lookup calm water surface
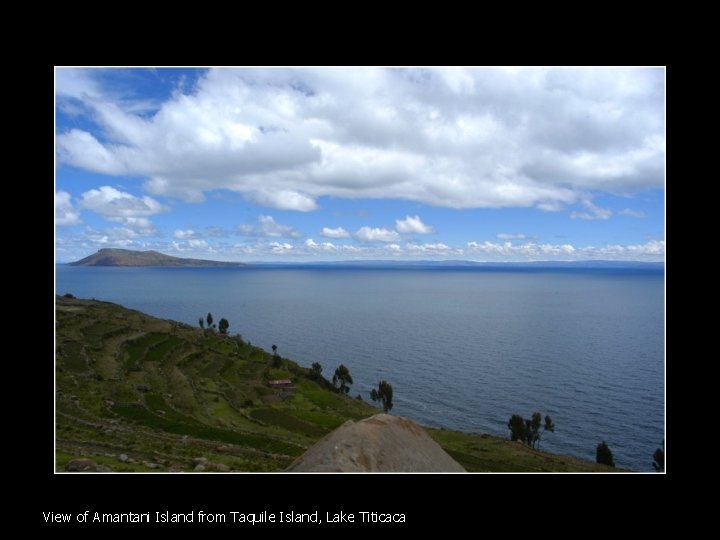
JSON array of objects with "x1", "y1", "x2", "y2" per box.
[{"x1": 56, "y1": 265, "x2": 664, "y2": 471}]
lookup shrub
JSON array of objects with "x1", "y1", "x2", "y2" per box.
[
  {"x1": 332, "y1": 365, "x2": 353, "y2": 394},
  {"x1": 596, "y1": 441, "x2": 615, "y2": 467},
  {"x1": 652, "y1": 441, "x2": 664, "y2": 472},
  {"x1": 370, "y1": 380, "x2": 394, "y2": 412}
]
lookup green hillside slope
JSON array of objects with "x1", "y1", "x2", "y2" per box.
[{"x1": 55, "y1": 296, "x2": 616, "y2": 472}]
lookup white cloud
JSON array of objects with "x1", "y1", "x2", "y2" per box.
[
  {"x1": 537, "y1": 201, "x2": 564, "y2": 212},
  {"x1": 57, "y1": 225, "x2": 665, "y2": 263},
  {"x1": 354, "y1": 226, "x2": 400, "y2": 243},
  {"x1": 55, "y1": 68, "x2": 102, "y2": 100},
  {"x1": 269, "y1": 242, "x2": 293, "y2": 253},
  {"x1": 466, "y1": 239, "x2": 664, "y2": 261},
  {"x1": 174, "y1": 229, "x2": 196, "y2": 239},
  {"x1": 188, "y1": 239, "x2": 208, "y2": 249},
  {"x1": 237, "y1": 215, "x2": 301, "y2": 238},
  {"x1": 497, "y1": 233, "x2": 527, "y2": 240},
  {"x1": 57, "y1": 129, "x2": 127, "y2": 175},
  {"x1": 55, "y1": 191, "x2": 81, "y2": 226},
  {"x1": 57, "y1": 68, "x2": 664, "y2": 213},
  {"x1": 628, "y1": 239, "x2": 664, "y2": 255},
  {"x1": 79, "y1": 186, "x2": 165, "y2": 232},
  {"x1": 619, "y1": 208, "x2": 647, "y2": 218},
  {"x1": 406, "y1": 242, "x2": 462, "y2": 256},
  {"x1": 246, "y1": 189, "x2": 318, "y2": 212},
  {"x1": 305, "y1": 238, "x2": 337, "y2": 251},
  {"x1": 395, "y1": 215, "x2": 435, "y2": 234},
  {"x1": 320, "y1": 226, "x2": 350, "y2": 238},
  {"x1": 570, "y1": 200, "x2": 613, "y2": 220}
]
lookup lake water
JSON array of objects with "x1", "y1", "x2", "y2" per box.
[{"x1": 55, "y1": 265, "x2": 664, "y2": 471}]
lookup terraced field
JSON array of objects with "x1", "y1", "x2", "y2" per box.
[
  {"x1": 56, "y1": 295, "x2": 373, "y2": 472},
  {"x1": 55, "y1": 296, "x2": 615, "y2": 472}
]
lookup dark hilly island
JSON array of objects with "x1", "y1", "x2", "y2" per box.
[{"x1": 69, "y1": 248, "x2": 247, "y2": 268}]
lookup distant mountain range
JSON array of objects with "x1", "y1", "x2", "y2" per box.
[
  {"x1": 68, "y1": 248, "x2": 247, "y2": 267},
  {"x1": 250, "y1": 259, "x2": 665, "y2": 269},
  {"x1": 66, "y1": 248, "x2": 664, "y2": 269}
]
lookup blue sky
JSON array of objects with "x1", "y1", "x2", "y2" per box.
[{"x1": 55, "y1": 67, "x2": 665, "y2": 262}]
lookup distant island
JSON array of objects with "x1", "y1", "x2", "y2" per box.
[{"x1": 69, "y1": 248, "x2": 247, "y2": 267}]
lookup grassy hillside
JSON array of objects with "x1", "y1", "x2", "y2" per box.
[{"x1": 55, "y1": 296, "x2": 616, "y2": 472}]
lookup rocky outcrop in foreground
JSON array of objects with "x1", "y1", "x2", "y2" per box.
[{"x1": 288, "y1": 414, "x2": 466, "y2": 472}]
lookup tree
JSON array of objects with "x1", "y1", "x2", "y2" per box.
[
  {"x1": 218, "y1": 318, "x2": 229, "y2": 334},
  {"x1": 206, "y1": 312, "x2": 213, "y2": 328},
  {"x1": 198, "y1": 317, "x2": 205, "y2": 329},
  {"x1": 311, "y1": 362, "x2": 322, "y2": 375},
  {"x1": 596, "y1": 441, "x2": 615, "y2": 467},
  {"x1": 537, "y1": 415, "x2": 555, "y2": 450},
  {"x1": 652, "y1": 441, "x2": 664, "y2": 472},
  {"x1": 332, "y1": 364, "x2": 353, "y2": 394},
  {"x1": 508, "y1": 412, "x2": 555, "y2": 449},
  {"x1": 370, "y1": 380, "x2": 394, "y2": 412},
  {"x1": 524, "y1": 412, "x2": 542, "y2": 448},
  {"x1": 508, "y1": 414, "x2": 526, "y2": 442}
]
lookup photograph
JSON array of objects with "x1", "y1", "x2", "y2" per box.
[{"x1": 54, "y1": 66, "x2": 665, "y2": 475}]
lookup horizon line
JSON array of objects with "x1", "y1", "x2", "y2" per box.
[{"x1": 56, "y1": 258, "x2": 665, "y2": 265}]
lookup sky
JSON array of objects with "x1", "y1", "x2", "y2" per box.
[{"x1": 55, "y1": 67, "x2": 665, "y2": 263}]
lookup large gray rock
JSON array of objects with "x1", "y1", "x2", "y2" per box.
[{"x1": 288, "y1": 414, "x2": 465, "y2": 472}]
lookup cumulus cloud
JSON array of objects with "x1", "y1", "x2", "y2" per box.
[
  {"x1": 57, "y1": 129, "x2": 127, "y2": 175},
  {"x1": 354, "y1": 226, "x2": 400, "y2": 243},
  {"x1": 174, "y1": 229, "x2": 196, "y2": 239},
  {"x1": 269, "y1": 242, "x2": 293, "y2": 253},
  {"x1": 320, "y1": 226, "x2": 350, "y2": 238},
  {"x1": 56, "y1": 226, "x2": 665, "y2": 263},
  {"x1": 619, "y1": 208, "x2": 647, "y2": 218},
  {"x1": 466, "y1": 239, "x2": 664, "y2": 261},
  {"x1": 56, "y1": 67, "x2": 664, "y2": 213},
  {"x1": 55, "y1": 191, "x2": 81, "y2": 226},
  {"x1": 467, "y1": 241, "x2": 574, "y2": 257},
  {"x1": 407, "y1": 242, "x2": 462, "y2": 255},
  {"x1": 395, "y1": 215, "x2": 435, "y2": 234},
  {"x1": 237, "y1": 215, "x2": 301, "y2": 238},
  {"x1": 245, "y1": 189, "x2": 318, "y2": 212},
  {"x1": 79, "y1": 186, "x2": 165, "y2": 232},
  {"x1": 188, "y1": 239, "x2": 208, "y2": 249},
  {"x1": 305, "y1": 238, "x2": 337, "y2": 251}
]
